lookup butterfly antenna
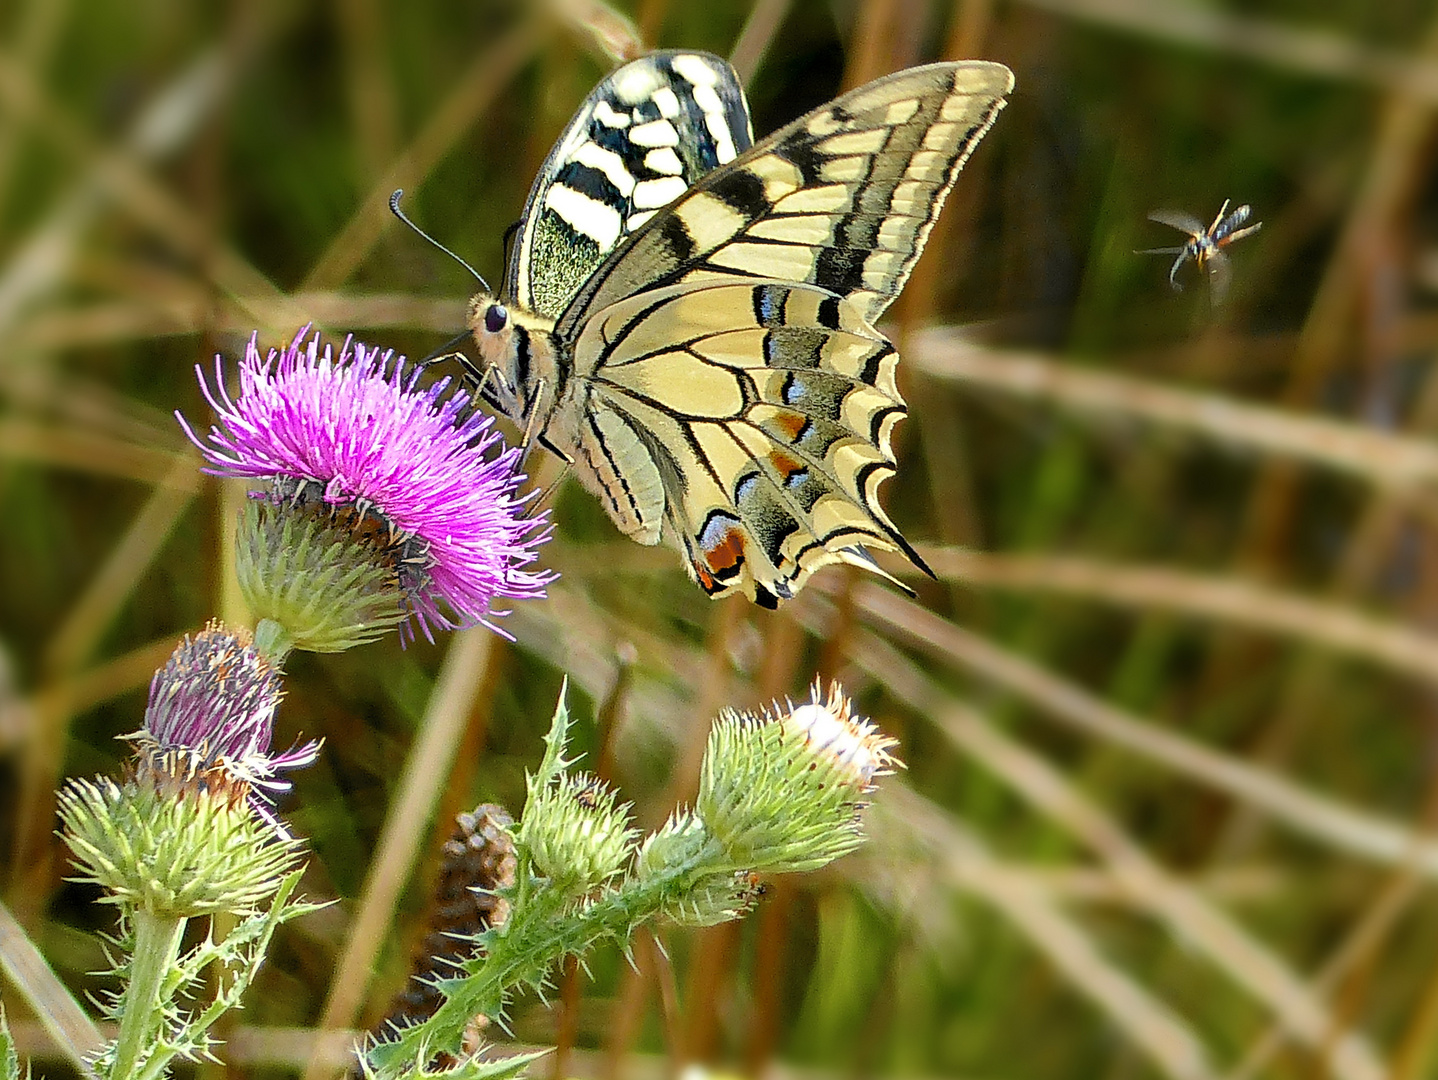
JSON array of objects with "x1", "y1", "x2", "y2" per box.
[{"x1": 389, "y1": 189, "x2": 491, "y2": 294}]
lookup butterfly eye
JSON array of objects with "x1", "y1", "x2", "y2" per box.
[{"x1": 484, "y1": 304, "x2": 508, "y2": 334}]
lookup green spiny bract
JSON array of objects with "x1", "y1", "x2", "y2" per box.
[
  {"x1": 87, "y1": 873, "x2": 320, "y2": 1080},
  {"x1": 58, "y1": 774, "x2": 304, "y2": 918},
  {"x1": 516, "y1": 773, "x2": 636, "y2": 896},
  {"x1": 0, "y1": 1007, "x2": 26, "y2": 1080},
  {"x1": 237, "y1": 494, "x2": 411, "y2": 655}
]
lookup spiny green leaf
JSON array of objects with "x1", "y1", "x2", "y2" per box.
[
  {"x1": 532, "y1": 678, "x2": 573, "y2": 790},
  {"x1": 0, "y1": 1006, "x2": 26, "y2": 1080}
]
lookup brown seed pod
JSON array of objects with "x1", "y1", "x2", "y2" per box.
[{"x1": 378, "y1": 804, "x2": 517, "y2": 1039}]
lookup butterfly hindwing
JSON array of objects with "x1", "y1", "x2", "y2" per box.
[
  {"x1": 558, "y1": 61, "x2": 1014, "y2": 338},
  {"x1": 557, "y1": 277, "x2": 915, "y2": 605},
  {"x1": 507, "y1": 51, "x2": 754, "y2": 320}
]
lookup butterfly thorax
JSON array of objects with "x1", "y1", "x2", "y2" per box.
[
  {"x1": 469, "y1": 289, "x2": 671, "y2": 547},
  {"x1": 466, "y1": 294, "x2": 563, "y2": 437}
]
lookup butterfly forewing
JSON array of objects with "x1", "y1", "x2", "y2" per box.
[
  {"x1": 506, "y1": 51, "x2": 754, "y2": 320},
  {"x1": 557, "y1": 61, "x2": 1014, "y2": 338}
]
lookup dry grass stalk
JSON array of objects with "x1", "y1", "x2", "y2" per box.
[
  {"x1": 1227, "y1": 868, "x2": 1426, "y2": 1080},
  {"x1": 302, "y1": 629, "x2": 496, "y2": 1080},
  {"x1": 300, "y1": 20, "x2": 549, "y2": 292},
  {"x1": 14, "y1": 292, "x2": 471, "y2": 347},
  {"x1": 0, "y1": 898, "x2": 103, "y2": 1075},
  {"x1": 549, "y1": 0, "x2": 645, "y2": 62},
  {"x1": 43, "y1": 456, "x2": 199, "y2": 675},
  {"x1": 909, "y1": 330, "x2": 1438, "y2": 495},
  {"x1": 11, "y1": 455, "x2": 199, "y2": 908},
  {"x1": 850, "y1": 583, "x2": 1438, "y2": 877},
  {"x1": 871, "y1": 789, "x2": 1217, "y2": 1080},
  {"x1": 1234, "y1": 19, "x2": 1438, "y2": 568},
  {"x1": 1018, "y1": 0, "x2": 1438, "y2": 103},
  {"x1": 849, "y1": 630, "x2": 1387, "y2": 1080},
  {"x1": 0, "y1": 47, "x2": 309, "y2": 333},
  {"x1": 0, "y1": 420, "x2": 198, "y2": 488},
  {"x1": 885, "y1": 545, "x2": 1438, "y2": 687},
  {"x1": 334, "y1": 0, "x2": 401, "y2": 184},
  {"x1": 729, "y1": 0, "x2": 793, "y2": 84}
]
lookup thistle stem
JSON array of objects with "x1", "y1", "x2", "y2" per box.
[
  {"x1": 367, "y1": 832, "x2": 731, "y2": 1076},
  {"x1": 110, "y1": 910, "x2": 187, "y2": 1080},
  {"x1": 253, "y1": 617, "x2": 294, "y2": 666}
]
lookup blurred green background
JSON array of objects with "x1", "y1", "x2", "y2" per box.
[{"x1": 5, "y1": 0, "x2": 1438, "y2": 1078}]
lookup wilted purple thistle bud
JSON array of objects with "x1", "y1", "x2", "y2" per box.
[
  {"x1": 132, "y1": 622, "x2": 318, "y2": 817},
  {"x1": 58, "y1": 624, "x2": 313, "y2": 917},
  {"x1": 177, "y1": 329, "x2": 554, "y2": 652}
]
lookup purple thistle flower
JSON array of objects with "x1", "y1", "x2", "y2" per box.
[
  {"x1": 178, "y1": 328, "x2": 553, "y2": 642},
  {"x1": 134, "y1": 623, "x2": 318, "y2": 821}
]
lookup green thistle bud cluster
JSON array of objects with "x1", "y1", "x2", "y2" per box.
[
  {"x1": 368, "y1": 681, "x2": 900, "y2": 1077},
  {"x1": 516, "y1": 773, "x2": 637, "y2": 895},
  {"x1": 634, "y1": 810, "x2": 709, "y2": 884}
]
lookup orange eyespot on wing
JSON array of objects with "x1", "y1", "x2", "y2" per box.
[{"x1": 693, "y1": 512, "x2": 749, "y2": 595}]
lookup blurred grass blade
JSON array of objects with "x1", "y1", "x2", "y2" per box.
[
  {"x1": 870, "y1": 790, "x2": 1215, "y2": 1080},
  {"x1": 852, "y1": 583, "x2": 1438, "y2": 877},
  {"x1": 891, "y1": 546, "x2": 1438, "y2": 687},
  {"x1": 849, "y1": 628, "x2": 1387, "y2": 1080},
  {"x1": 910, "y1": 331, "x2": 1438, "y2": 494},
  {"x1": 0, "y1": 901, "x2": 101, "y2": 1077}
]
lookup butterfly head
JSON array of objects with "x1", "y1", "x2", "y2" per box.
[{"x1": 466, "y1": 293, "x2": 559, "y2": 429}]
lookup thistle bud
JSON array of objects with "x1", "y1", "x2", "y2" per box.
[
  {"x1": 57, "y1": 625, "x2": 313, "y2": 917},
  {"x1": 697, "y1": 681, "x2": 898, "y2": 875},
  {"x1": 516, "y1": 774, "x2": 636, "y2": 895},
  {"x1": 237, "y1": 490, "x2": 411, "y2": 654}
]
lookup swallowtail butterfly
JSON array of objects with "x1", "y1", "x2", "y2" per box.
[{"x1": 466, "y1": 50, "x2": 1013, "y2": 607}]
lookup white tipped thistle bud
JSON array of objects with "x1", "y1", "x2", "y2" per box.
[
  {"x1": 364, "y1": 681, "x2": 900, "y2": 1077},
  {"x1": 697, "y1": 681, "x2": 898, "y2": 875}
]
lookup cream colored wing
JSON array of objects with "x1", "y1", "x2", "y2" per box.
[
  {"x1": 555, "y1": 276, "x2": 920, "y2": 607},
  {"x1": 556, "y1": 61, "x2": 1013, "y2": 338}
]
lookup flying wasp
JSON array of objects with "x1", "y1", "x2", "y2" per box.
[{"x1": 1138, "y1": 199, "x2": 1262, "y2": 304}]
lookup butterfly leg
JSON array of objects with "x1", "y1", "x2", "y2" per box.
[
  {"x1": 469, "y1": 360, "x2": 500, "y2": 405},
  {"x1": 517, "y1": 377, "x2": 548, "y2": 471},
  {"x1": 1217, "y1": 221, "x2": 1263, "y2": 247},
  {"x1": 527, "y1": 462, "x2": 574, "y2": 518},
  {"x1": 1168, "y1": 249, "x2": 1191, "y2": 291}
]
